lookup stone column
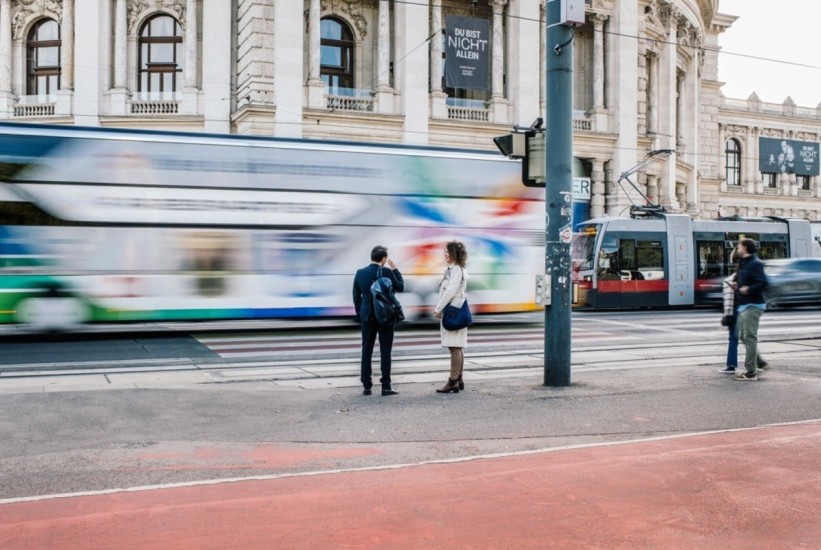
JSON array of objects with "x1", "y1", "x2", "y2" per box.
[
  {"x1": 611, "y1": 0, "x2": 640, "y2": 214},
  {"x1": 646, "y1": 53, "x2": 657, "y2": 134},
  {"x1": 395, "y1": 0, "x2": 429, "y2": 144},
  {"x1": 374, "y1": 0, "x2": 394, "y2": 114},
  {"x1": 685, "y1": 51, "x2": 700, "y2": 215},
  {"x1": 646, "y1": 174, "x2": 659, "y2": 206},
  {"x1": 60, "y1": 0, "x2": 74, "y2": 89},
  {"x1": 592, "y1": 13, "x2": 607, "y2": 119},
  {"x1": 114, "y1": 0, "x2": 127, "y2": 88},
  {"x1": 0, "y1": 0, "x2": 13, "y2": 118},
  {"x1": 429, "y1": 0, "x2": 446, "y2": 118},
  {"x1": 306, "y1": 0, "x2": 324, "y2": 109},
  {"x1": 676, "y1": 71, "x2": 685, "y2": 147},
  {"x1": 657, "y1": 6, "x2": 679, "y2": 211},
  {"x1": 590, "y1": 159, "x2": 606, "y2": 219},
  {"x1": 487, "y1": 0, "x2": 509, "y2": 124},
  {"x1": 108, "y1": 0, "x2": 129, "y2": 115},
  {"x1": 273, "y1": 0, "x2": 304, "y2": 137},
  {"x1": 184, "y1": 0, "x2": 197, "y2": 88},
  {"x1": 718, "y1": 123, "x2": 727, "y2": 192},
  {"x1": 751, "y1": 127, "x2": 761, "y2": 194},
  {"x1": 430, "y1": 0, "x2": 442, "y2": 93},
  {"x1": 507, "y1": 0, "x2": 539, "y2": 126},
  {"x1": 181, "y1": 0, "x2": 199, "y2": 114},
  {"x1": 202, "y1": 0, "x2": 231, "y2": 132},
  {"x1": 55, "y1": 0, "x2": 75, "y2": 115},
  {"x1": 74, "y1": 0, "x2": 105, "y2": 125}
]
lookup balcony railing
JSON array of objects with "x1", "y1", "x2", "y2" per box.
[
  {"x1": 447, "y1": 105, "x2": 489, "y2": 122},
  {"x1": 13, "y1": 95, "x2": 56, "y2": 118},
  {"x1": 573, "y1": 116, "x2": 592, "y2": 131},
  {"x1": 130, "y1": 100, "x2": 180, "y2": 115},
  {"x1": 326, "y1": 94, "x2": 374, "y2": 112},
  {"x1": 13, "y1": 102, "x2": 55, "y2": 117},
  {"x1": 723, "y1": 97, "x2": 821, "y2": 119}
]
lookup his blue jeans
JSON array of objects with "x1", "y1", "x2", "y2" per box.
[{"x1": 726, "y1": 314, "x2": 738, "y2": 368}]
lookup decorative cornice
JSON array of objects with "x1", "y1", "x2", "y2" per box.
[
  {"x1": 127, "y1": 0, "x2": 186, "y2": 35},
  {"x1": 320, "y1": 0, "x2": 368, "y2": 39},
  {"x1": 11, "y1": 0, "x2": 62, "y2": 40}
]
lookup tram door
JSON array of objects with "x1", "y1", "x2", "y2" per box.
[
  {"x1": 665, "y1": 214, "x2": 694, "y2": 306},
  {"x1": 595, "y1": 232, "x2": 668, "y2": 308}
]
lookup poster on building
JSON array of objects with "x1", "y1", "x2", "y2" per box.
[
  {"x1": 444, "y1": 16, "x2": 490, "y2": 90},
  {"x1": 759, "y1": 137, "x2": 820, "y2": 176}
]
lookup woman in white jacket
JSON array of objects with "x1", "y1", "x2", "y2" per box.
[{"x1": 433, "y1": 241, "x2": 468, "y2": 393}]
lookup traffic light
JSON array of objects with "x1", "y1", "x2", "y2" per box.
[{"x1": 493, "y1": 129, "x2": 545, "y2": 187}]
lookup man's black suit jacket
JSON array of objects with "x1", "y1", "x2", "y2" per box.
[{"x1": 352, "y1": 263, "x2": 405, "y2": 323}]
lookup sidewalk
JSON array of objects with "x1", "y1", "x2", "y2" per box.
[{"x1": 0, "y1": 421, "x2": 819, "y2": 549}]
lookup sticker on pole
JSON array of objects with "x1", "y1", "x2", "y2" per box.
[{"x1": 559, "y1": 223, "x2": 572, "y2": 244}]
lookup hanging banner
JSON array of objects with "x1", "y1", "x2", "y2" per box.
[
  {"x1": 759, "y1": 137, "x2": 820, "y2": 176},
  {"x1": 444, "y1": 16, "x2": 490, "y2": 90}
]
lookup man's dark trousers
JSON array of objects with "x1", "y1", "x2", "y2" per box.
[{"x1": 361, "y1": 319, "x2": 394, "y2": 390}]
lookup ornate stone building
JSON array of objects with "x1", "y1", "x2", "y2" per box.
[{"x1": 0, "y1": 0, "x2": 818, "y2": 220}]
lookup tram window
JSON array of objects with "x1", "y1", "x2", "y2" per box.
[
  {"x1": 758, "y1": 241, "x2": 787, "y2": 260},
  {"x1": 635, "y1": 241, "x2": 664, "y2": 280},
  {"x1": 597, "y1": 235, "x2": 621, "y2": 280},
  {"x1": 619, "y1": 240, "x2": 636, "y2": 271},
  {"x1": 601, "y1": 239, "x2": 664, "y2": 281},
  {"x1": 697, "y1": 241, "x2": 725, "y2": 278}
]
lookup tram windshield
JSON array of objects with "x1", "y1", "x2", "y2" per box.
[{"x1": 572, "y1": 224, "x2": 600, "y2": 271}]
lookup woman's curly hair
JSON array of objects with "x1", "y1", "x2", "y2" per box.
[{"x1": 446, "y1": 240, "x2": 468, "y2": 268}]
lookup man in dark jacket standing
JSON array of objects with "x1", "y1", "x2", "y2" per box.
[
  {"x1": 732, "y1": 239, "x2": 768, "y2": 381},
  {"x1": 353, "y1": 246, "x2": 404, "y2": 396}
]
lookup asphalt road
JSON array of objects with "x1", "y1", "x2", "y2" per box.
[{"x1": 0, "y1": 308, "x2": 819, "y2": 500}]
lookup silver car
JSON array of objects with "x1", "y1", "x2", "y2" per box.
[{"x1": 765, "y1": 258, "x2": 821, "y2": 307}]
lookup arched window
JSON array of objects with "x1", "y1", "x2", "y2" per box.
[
  {"x1": 138, "y1": 15, "x2": 183, "y2": 97},
  {"x1": 320, "y1": 17, "x2": 354, "y2": 95},
  {"x1": 725, "y1": 139, "x2": 741, "y2": 186},
  {"x1": 26, "y1": 19, "x2": 61, "y2": 96}
]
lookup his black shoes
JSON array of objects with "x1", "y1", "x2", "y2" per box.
[{"x1": 363, "y1": 388, "x2": 398, "y2": 396}]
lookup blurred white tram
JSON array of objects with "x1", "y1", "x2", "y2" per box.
[{"x1": 0, "y1": 122, "x2": 545, "y2": 328}]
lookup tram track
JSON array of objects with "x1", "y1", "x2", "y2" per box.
[{"x1": 1, "y1": 331, "x2": 818, "y2": 380}]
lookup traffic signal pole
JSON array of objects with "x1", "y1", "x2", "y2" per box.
[{"x1": 544, "y1": 0, "x2": 574, "y2": 386}]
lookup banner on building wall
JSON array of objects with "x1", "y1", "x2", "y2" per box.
[
  {"x1": 759, "y1": 137, "x2": 820, "y2": 176},
  {"x1": 444, "y1": 16, "x2": 490, "y2": 90}
]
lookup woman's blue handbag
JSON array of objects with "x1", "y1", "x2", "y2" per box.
[{"x1": 442, "y1": 299, "x2": 472, "y2": 331}]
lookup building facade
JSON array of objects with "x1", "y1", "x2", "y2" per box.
[{"x1": 0, "y1": 0, "x2": 819, "y2": 221}]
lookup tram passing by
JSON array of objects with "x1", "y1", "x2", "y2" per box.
[
  {"x1": 571, "y1": 213, "x2": 820, "y2": 309},
  {"x1": 0, "y1": 122, "x2": 544, "y2": 329}
]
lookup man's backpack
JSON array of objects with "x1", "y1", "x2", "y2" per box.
[{"x1": 370, "y1": 269, "x2": 405, "y2": 326}]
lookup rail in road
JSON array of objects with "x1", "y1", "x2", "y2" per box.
[{"x1": 1, "y1": 310, "x2": 820, "y2": 382}]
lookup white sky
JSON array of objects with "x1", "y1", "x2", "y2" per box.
[{"x1": 718, "y1": 0, "x2": 821, "y2": 107}]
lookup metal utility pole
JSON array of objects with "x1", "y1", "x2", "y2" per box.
[{"x1": 544, "y1": 0, "x2": 579, "y2": 387}]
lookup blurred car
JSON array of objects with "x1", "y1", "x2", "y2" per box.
[{"x1": 764, "y1": 258, "x2": 821, "y2": 307}]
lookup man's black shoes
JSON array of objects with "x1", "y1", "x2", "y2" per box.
[
  {"x1": 363, "y1": 388, "x2": 372, "y2": 396},
  {"x1": 381, "y1": 388, "x2": 399, "y2": 396}
]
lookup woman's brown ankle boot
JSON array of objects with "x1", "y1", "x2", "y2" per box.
[{"x1": 436, "y1": 378, "x2": 460, "y2": 393}]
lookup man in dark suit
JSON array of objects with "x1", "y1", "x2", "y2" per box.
[{"x1": 353, "y1": 245, "x2": 404, "y2": 396}]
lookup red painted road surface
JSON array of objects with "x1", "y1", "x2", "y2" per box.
[{"x1": 1, "y1": 422, "x2": 819, "y2": 549}]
